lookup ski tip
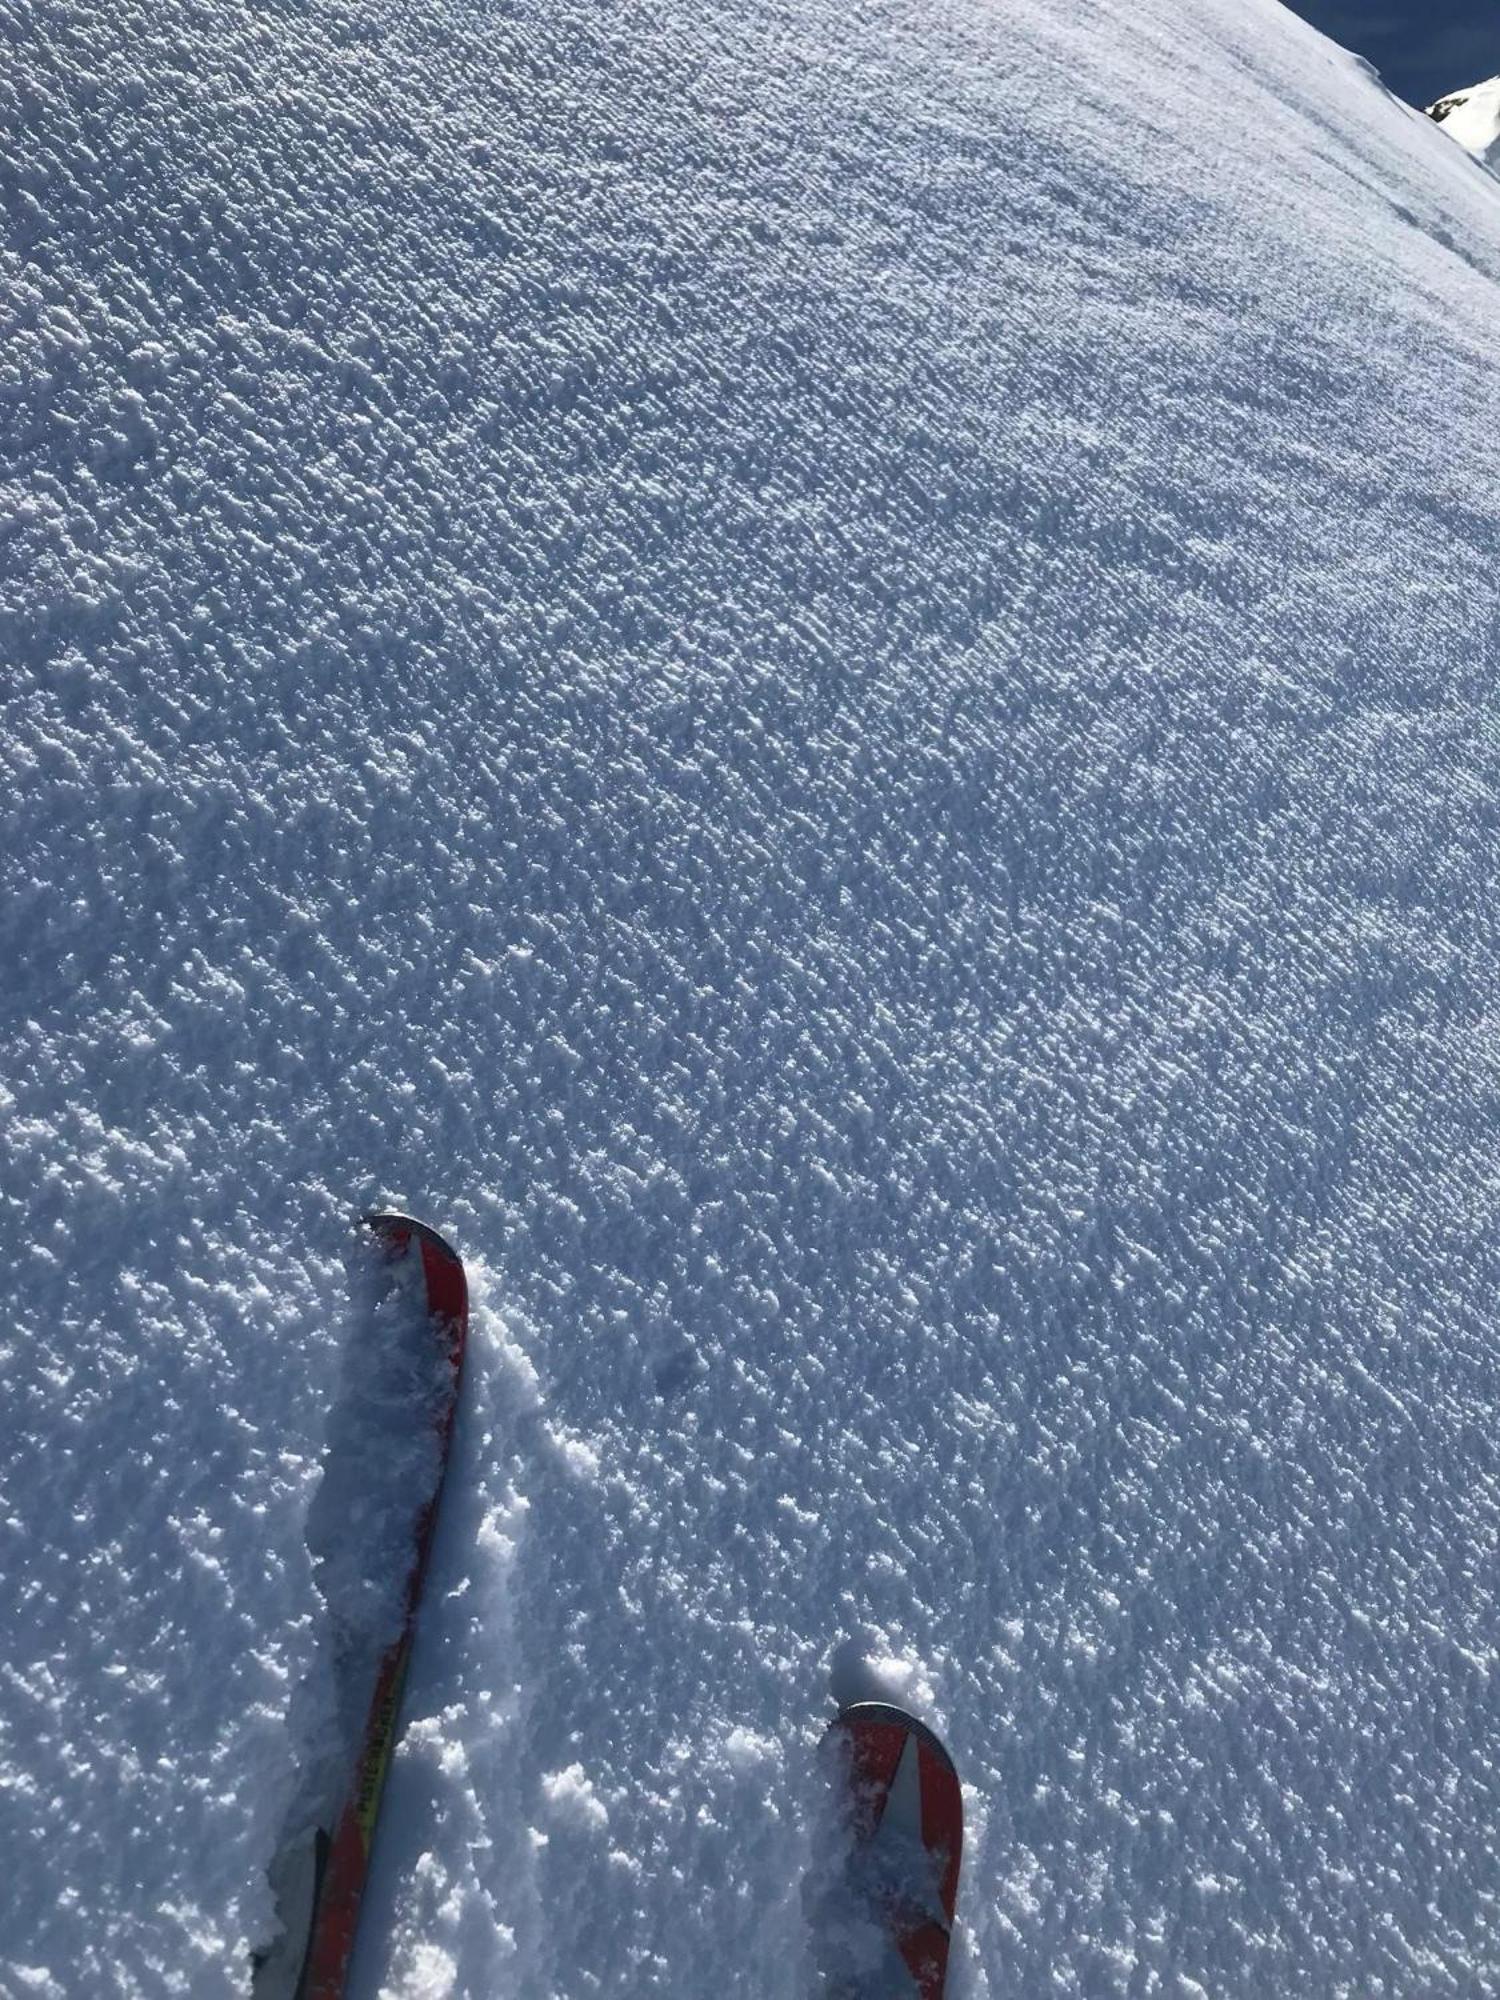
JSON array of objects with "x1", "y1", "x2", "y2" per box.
[
  {"x1": 823, "y1": 1697, "x2": 965, "y2": 1992},
  {"x1": 827, "y1": 1702, "x2": 958, "y2": 1776},
  {"x1": 361, "y1": 1211, "x2": 463, "y2": 1266},
  {"x1": 361, "y1": 1213, "x2": 469, "y2": 1364}
]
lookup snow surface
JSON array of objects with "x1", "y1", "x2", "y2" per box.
[
  {"x1": 6, "y1": 0, "x2": 1500, "y2": 1992},
  {"x1": 1428, "y1": 76, "x2": 1500, "y2": 174}
]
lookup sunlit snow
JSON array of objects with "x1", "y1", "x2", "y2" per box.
[
  {"x1": 1428, "y1": 75, "x2": 1500, "y2": 174},
  {"x1": 6, "y1": 0, "x2": 1500, "y2": 1993}
]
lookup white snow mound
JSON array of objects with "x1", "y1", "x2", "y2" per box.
[{"x1": 1427, "y1": 75, "x2": 1500, "y2": 170}]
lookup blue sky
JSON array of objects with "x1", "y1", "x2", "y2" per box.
[{"x1": 1281, "y1": 2, "x2": 1500, "y2": 105}]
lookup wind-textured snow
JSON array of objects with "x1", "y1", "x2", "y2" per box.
[{"x1": 6, "y1": 0, "x2": 1500, "y2": 1992}]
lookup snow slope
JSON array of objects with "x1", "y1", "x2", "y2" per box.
[
  {"x1": 1428, "y1": 76, "x2": 1500, "y2": 174},
  {"x1": 6, "y1": 0, "x2": 1500, "y2": 1992}
]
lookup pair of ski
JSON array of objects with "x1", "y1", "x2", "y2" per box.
[{"x1": 255, "y1": 1216, "x2": 963, "y2": 1999}]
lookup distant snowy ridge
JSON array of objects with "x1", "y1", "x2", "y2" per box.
[{"x1": 1425, "y1": 75, "x2": 1500, "y2": 171}]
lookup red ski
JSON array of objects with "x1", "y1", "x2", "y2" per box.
[
  {"x1": 254, "y1": 1213, "x2": 468, "y2": 2000},
  {"x1": 823, "y1": 1702, "x2": 964, "y2": 1999}
]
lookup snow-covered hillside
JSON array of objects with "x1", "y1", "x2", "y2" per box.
[
  {"x1": 6, "y1": 0, "x2": 1500, "y2": 1992},
  {"x1": 1428, "y1": 75, "x2": 1500, "y2": 173}
]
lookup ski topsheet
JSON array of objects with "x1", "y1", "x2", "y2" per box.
[
  {"x1": 254, "y1": 1213, "x2": 469, "y2": 2000},
  {"x1": 822, "y1": 1702, "x2": 964, "y2": 1999}
]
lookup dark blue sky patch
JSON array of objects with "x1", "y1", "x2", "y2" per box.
[{"x1": 1280, "y1": 2, "x2": 1500, "y2": 106}]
